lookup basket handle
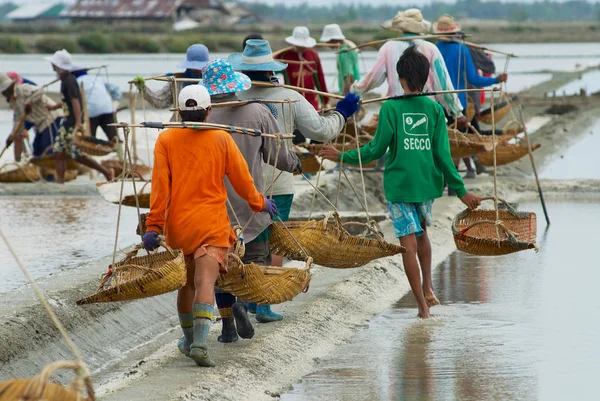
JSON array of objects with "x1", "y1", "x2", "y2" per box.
[
  {"x1": 477, "y1": 196, "x2": 520, "y2": 216},
  {"x1": 23, "y1": 360, "x2": 95, "y2": 401},
  {"x1": 341, "y1": 220, "x2": 385, "y2": 242},
  {"x1": 302, "y1": 257, "x2": 314, "y2": 293},
  {"x1": 118, "y1": 239, "x2": 174, "y2": 265},
  {"x1": 502, "y1": 119, "x2": 522, "y2": 137}
]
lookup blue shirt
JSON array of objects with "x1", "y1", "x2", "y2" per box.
[{"x1": 436, "y1": 41, "x2": 498, "y2": 109}]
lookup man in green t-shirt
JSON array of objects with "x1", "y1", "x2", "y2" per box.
[
  {"x1": 321, "y1": 24, "x2": 361, "y2": 94},
  {"x1": 321, "y1": 46, "x2": 480, "y2": 319}
]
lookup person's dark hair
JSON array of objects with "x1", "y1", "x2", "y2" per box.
[
  {"x1": 179, "y1": 99, "x2": 208, "y2": 122},
  {"x1": 396, "y1": 46, "x2": 430, "y2": 92},
  {"x1": 242, "y1": 33, "x2": 263, "y2": 50},
  {"x1": 242, "y1": 70, "x2": 270, "y2": 81}
]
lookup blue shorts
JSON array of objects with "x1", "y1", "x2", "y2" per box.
[
  {"x1": 272, "y1": 194, "x2": 294, "y2": 222},
  {"x1": 388, "y1": 200, "x2": 433, "y2": 238}
]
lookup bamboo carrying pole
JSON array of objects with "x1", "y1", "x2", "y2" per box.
[
  {"x1": 437, "y1": 36, "x2": 517, "y2": 57},
  {"x1": 251, "y1": 80, "x2": 344, "y2": 100},
  {"x1": 518, "y1": 105, "x2": 550, "y2": 226},
  {"x1": 109, "y1": 121, "x2": 296, "y2": 140},
  {"x1": 168, "y1": 98, "x2": 299, "y2": 111}
]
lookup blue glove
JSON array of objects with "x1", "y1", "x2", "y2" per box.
[
  {"x1": 335, "y1": 93, "x2": 361, "y2": 121},
  {"x1": 262, "y1": 198, "x2": 279, "y2": 220},
  {"x1": 142, "y1": 231, "x2": 161, "y2": 252}
]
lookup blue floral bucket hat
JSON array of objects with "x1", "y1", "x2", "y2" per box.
[{"x1": 201, "y1": 59, "x2": 252, "y2": 95}]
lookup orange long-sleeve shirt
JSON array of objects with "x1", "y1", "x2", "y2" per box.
[{"x1": 145, "y1": 128, "x2": 266, "y2": 255}]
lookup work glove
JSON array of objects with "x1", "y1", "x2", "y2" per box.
[
  {"x1": 133, "y1": 76, "x2": 145, "y2": 92},
  {"x1": 142, "y1": 231, "x2": 161, "y2": 252},
  {"x1": 24, "y1": 104, "x2": 32, "y2": 115},
  {"x1": 294, "y1": 159, "x2": 303, "y2": 175},
  {"x1": 262, "y1": 197, "x2": 279, "y2": 220},
  {"x1": 335, "y1": 92, "x2": 361, "y2": 121}
]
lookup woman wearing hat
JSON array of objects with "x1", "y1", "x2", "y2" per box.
[
  {"x1": 321, "y1": 24, "x2": 361, "y2": 94},
  {"x1": 133, "y1": 44, "x2": 210, "y2": 120},
  {"x1": 275, "y1": 27, "x2": 329, "y2": 110},
  {"x1": 353, "y1": 9, "x2": 464, "y2": 124},
  {"x1": 230, "y1": 40, "x2": 360, "y2": 300},
  {"x1": 200, "y1": 58, "x2": 299, "y2": 337}
]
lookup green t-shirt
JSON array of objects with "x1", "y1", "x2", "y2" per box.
[
  {"x1": 339, "y1": 96, "x2": 467, "y2": 203},
  {"x1": 336, "y1": 44, "x2": 361, "y2": 94}
]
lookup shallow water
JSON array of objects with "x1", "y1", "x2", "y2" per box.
[
  {"x1": 540, "y1": 118, "x2": 600, "y2": 179},
  {"x1": 549, "y1": 70, "x2": 600, "y2": 96},
  {"x1": 282, "y1": 200, "x2": 600, "y2": 401},
  {"x1": 0, "y1": 197, "x2": 140, "y2": 293}
]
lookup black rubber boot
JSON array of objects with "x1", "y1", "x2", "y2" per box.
[{"x1": 232, "y1": 301, "x2": 255, "y2": 339}]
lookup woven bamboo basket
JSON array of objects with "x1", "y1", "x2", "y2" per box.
[
  {"x1": 101, "y1": 159, "x2": 151, "y2": 179},
  {"x1": 478, "y1": 97, "x2": 513, "y2": 125},
  {"x1": 40, "y1": 168, "x2": 79, "y2": 182},
  {"x1": 477, "y1": 141, "x2": 541, "y2": 166},
  {"x1": 0, "y1": 163, "x2": 41, "y2": 183},
  {"x1": 465, "y1": 97, "x2": 476, "y2": 122},
  {"x1": 452, "y1": 197, "x2": 537, "y2": 256},
  {"x1": 502, "y1": 120, "x2": 524, "y2": 137},
  {"x1": 448, "y1": 129, "x2": 493, "y2": 159},
  {"x1": 73, "y1": 129, "x2": 115, "y2": 157},
  {"x1": 0, "y1": 360, "x2": 94, "y2": 401},
  {"x1": 361, "y1": 114, "x2": 379, "y2": 135},
  {"x1": 296, "y1": 151, "x2": 322, "y2": 175},
  {"x1": 96, "y1": 180, "x2": 151, "y2": 208},
  {"x1": 269, "y1": 213, "x2": 405, "y2": 268},
  {"x1": 77, "y1": 242, "x2": 186, "y2": 305},
  {"x1": 30, "y1": 156, "x2": 78, "y2": 171},
  {"x1": 216, "y1": 254, "x2": 312, "y2": 305}
]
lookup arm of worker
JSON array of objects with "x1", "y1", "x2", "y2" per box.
[
  {"x1": 145, "y1": 137, "x2": 170, "y2": 234},
  {"x1": 260, "y1": 111, "x2": 299, "y2": 173},
  {"x1": 351, "y1": 42, "x2": 389, "y2": 95},
  {"x1": 71, "y1": 98, "x2": 83, "y2": 130},
  {"x1": 464, "y1": 45, "x2": 499, "y2": 88},
  {"x1": 225, "y1": 135, "x2": 267, "y2": 213},
  {"x1": 105, "y1": 81, "x2": 122, "y2": 101},
  {"x1": 431, "y1": 106, "x2": 467, "y2": 198},
  {"x1": 293, "y1": 94, "x2": 345, "y2": 142},
  {"x1": 430, "y1": 50, "x2": 464, "y2": 118},
  {"x1": 334, "y1": 102, "x2": 393, "y2": 165}
]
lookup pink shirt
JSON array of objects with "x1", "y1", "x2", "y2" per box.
[{"x1": 353, "y1": 39, "x2": 463, "y2": 117}]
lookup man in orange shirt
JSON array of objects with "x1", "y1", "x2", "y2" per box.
[{"x1": 143, "y1": 85, "x2": 278, "y2": 367}]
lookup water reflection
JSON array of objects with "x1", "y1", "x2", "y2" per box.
[
  {"x1": 0, "y1": 197, "x2": 140, "y2": 292},
  {"x1": 283, "y1": 201, "x2": 600, "y2": 401}
]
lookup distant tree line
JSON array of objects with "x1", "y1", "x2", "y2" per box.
[{"x1": 237, "y1": 0, "x2": 600, "y2": 22}]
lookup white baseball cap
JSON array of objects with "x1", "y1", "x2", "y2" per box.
[
  {"x1": 178, "y1": 84, "x2": 211, "y2": 111},
  {"x1": 44, "y1": 49, "x2": 73, "y2": 71}
]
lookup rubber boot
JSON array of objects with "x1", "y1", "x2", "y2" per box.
[
  {"x1": 232, "y1": 301, "x2": 255, "y2": 339},
  {"x1": 189, "y1": 302, "x2": 216, "y2": 367},
  {"x1": 248, "y1": 302, "x2": 257, "y2": 314},
  {"x1": 256, "y1": 304, "x2": 283, "y2": 323},
  {"x1": 215, "y1": 292, "x2": 238, "y2": 343},
  {"x1": 177, "y1": 313, "x2": 193, "y2": 357}
]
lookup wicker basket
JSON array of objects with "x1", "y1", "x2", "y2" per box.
[
  {"x1": 269, "y1": 213, "x2": 405, "y2": 268},
  {"x1": 452, "y1": 197, "x2": 537, "y2": 256},
  {"x1": 101, "y1": 159, "x2": 151, "y2": 179},
  {"x1": 77, "y1": 242, "x2": 186, "y2": 304},
  {"x1": 40, "y1": 168, "x2": 79, "y2": 182},
  {"x1": 216, "y1": 254, "x2": 312, "y2": 305},
  {"x1": 448, "y1": 129, "x2": 493, "y2": 159},
  {"x1": 465, "y1": 97, "x2": 476, "y2": 122},
  {"x1": 0, "y1": 163, "x2": 41, "y2": 183},
  {"x1": 478, "y1": 98, "x2": 512, "y2": 125},
  {"x1": 73, "y1": 129, "x2": 115, "y2": 157},
  {"x1": 30, "y1": 156, "x2": 79, "y2": 171},
  {"x1": 0, "y1": 360, "x2": 93, "y2": 401},
  {"x1": 502, "y1": 120, "x2": 524, "y2": 137},
  {"x1": 361, "y1": 114, "x2": 379, "y2": 135},
  {"x1": 477, "y1": 141, "x2": 541, "y2": 166},
  {"x1": 296, "y1": 151, "x2": 322, "y2": 175},
  {"x1": 96, "y1": 180, "x2": 151, "y2": 208}
]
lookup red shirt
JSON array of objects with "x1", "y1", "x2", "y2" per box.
[{"x1": 276, "y1": 49, "x2": 328, "y2": 110}]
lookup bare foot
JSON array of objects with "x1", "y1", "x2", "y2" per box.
[
  {"x1": 417, "y1": 306, "x2": 431, "y2": 319},
  {"x1": 423, "y1": 287, "x2": 441, "y2": 308}
]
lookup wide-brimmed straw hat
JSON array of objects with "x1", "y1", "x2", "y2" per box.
[
  {"x1": 0, "y1": 73, "x2": 14, "y2": 93},
  {"x1": 433, "y1": 15, "x2": 462, "y2": 34},
  {"x1": 381, "y1": 9, "x2": 431, "y2": 34},
  {"x1": 44, "y1": 49, "x2": 73, "y2": 71},
  {"x1": 320, "y1": 24, "x2": 345, "y2": 42},
  {"x1": 177, "y1": 44, "x2": 210, "y2": 71},
  {"x1": 201, "y1": 59, "x2": 251, "y2": 95},
  {"x1": 285, "y1": 26, "x2": 317, "y2": 48},
  {"x1": 228, "y1": 39, "x2": 287, "y2": 72}
]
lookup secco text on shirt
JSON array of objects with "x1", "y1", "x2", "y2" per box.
[{"x1": 402, "y1": 113, "x2": 431, "y2": 150}]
